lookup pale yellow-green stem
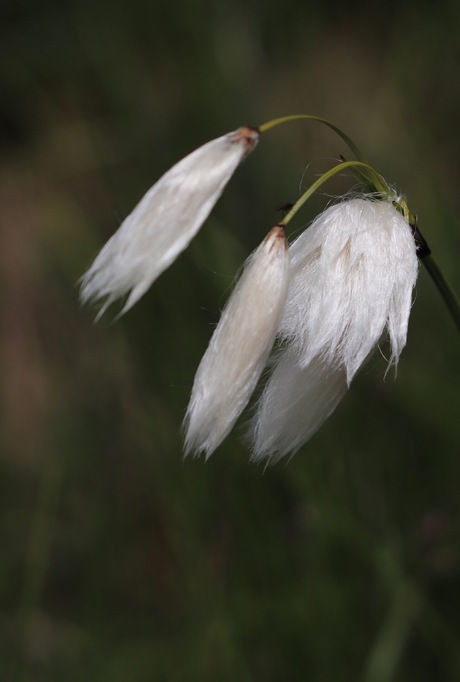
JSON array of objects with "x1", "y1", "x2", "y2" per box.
[
  {"x1": 281, "y1": 160, "x2": 391, "y2": 228},
  {"x1": 259, "y1": 114, "x2": 365, "y2": 162}
]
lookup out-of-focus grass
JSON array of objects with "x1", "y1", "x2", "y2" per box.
[{"x1": 0, "y1": 1, "x2": 459, "y2": 680}]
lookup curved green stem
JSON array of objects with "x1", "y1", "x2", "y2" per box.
[
  {"x1": 422, "y1": 254, "x2": 460, "y2": 331},
  {"x1": 259, "y1": 114, "x2": 365, "y2": 162},
  {"x1": 282, "y1": 160, "x2": 391, "y2": 227}
]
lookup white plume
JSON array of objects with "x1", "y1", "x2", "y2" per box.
[
  {"x1": 80, "y1": 126, "x2": 259, "y2": 317},
  {"x1": 184, "y1": 226, "x2": 290, "y2": 458},
  {"x1": 249, "y1": 197, "x2": 419, "y2": 461},
  {"x1": 250, "y1": 346, "x2": 348, "y2": 463},
  {"x1": 281, "y1": 198, "x2": 419, "y2": 382}
]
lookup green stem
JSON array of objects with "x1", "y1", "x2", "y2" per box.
[
  {"x1": 421, "y1": 254, "x2": 460, "y2": 331},
  {"x1": 282, "y1": 160, "x2": 391, "y2": 227},
  {"x1": 259, "y1": 114, "x2": 365, "y2": 161}
]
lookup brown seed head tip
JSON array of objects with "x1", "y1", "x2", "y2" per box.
[
  {"x1": 264, "y1": 224, "x2": 288, "y2": 252},
  {"x1": 231, "y1": 126, "x2": 260, "y2": 155}
]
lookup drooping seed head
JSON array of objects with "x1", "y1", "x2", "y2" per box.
[
  {"x1": 248, "y1": 197, "x2": 419, "y2": 461},
  {"x1": 184, "y1": 224, "x2": 289, "y2": 458},
  {"x1": 80, "y1": 127, "x2": 260, "y2": 318}
]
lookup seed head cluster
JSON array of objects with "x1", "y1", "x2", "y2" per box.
[{"x1": 80, "y1": 127, "x2": 419, "y2": 461}]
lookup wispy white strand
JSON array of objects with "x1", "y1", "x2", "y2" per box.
[
  {"x1": 183, "y1": 226, "x2": 290, "y2": 458},
  {"x1": 80, "y1": 127, "x2": 259, "y2": 317},
  {"x1": 249, "y1": 197, "x2": 418, "y2": 461}
]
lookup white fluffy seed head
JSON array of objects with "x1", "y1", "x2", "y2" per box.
[
  {"x1": 249, "y1": 346, "x2": 348, "y2": 463},
  {"x1": 249, "y1": 197, "x2": 419, "y2": 462},
  {"x1": 80, "y1": 126, "x2": 259, "y2": 317},
  {"x1": 281, "y1": 198, "x2": 419, "y2": 383},
  {"x1": 183, "y1": 225, "x2": 290, "y2": 458}
]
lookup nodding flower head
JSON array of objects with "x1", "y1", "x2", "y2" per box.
[
  {"x1": 76, "y1": 112, "x2": 460, "y2": 465},
  {"x1": 183, "y1": 225, "x2": 290, "y2": 459},
  {"x1": 248, "y1": 197, "x2": 419, "y2": 462},
  {"x1": 80, "y1": 126, "x2": 259, "y2": 317}
]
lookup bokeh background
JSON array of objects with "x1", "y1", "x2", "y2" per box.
[{"x1": 1, "y1": 1, "x2": 459, "y2": 680}]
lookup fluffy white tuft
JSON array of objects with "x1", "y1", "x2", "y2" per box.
[
  {"x1": 80, "y1": 127, "x2": 259, "y2": 317},
  {"x1": 249, "y1": 197, "x2": 419, "y2": 461},
  {"x1": 183, "y1": 225, "x2": 290, "y2": 458},
  {"x1": 250, "y1": 346, "x2": 348, "y2": 463},
  {"x1": 280, "y1": 198, "x2": 419, "y2": 382}
]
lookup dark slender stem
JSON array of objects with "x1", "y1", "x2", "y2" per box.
[{"x1": 421, "y1": 254, "x2": 460, "y2": 331}]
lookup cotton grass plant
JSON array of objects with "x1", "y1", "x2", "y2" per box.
[{"x1": 80, "y1": 115, "x2": 460, "y2": 461}]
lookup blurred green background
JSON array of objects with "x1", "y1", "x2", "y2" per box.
[{"x1": 1, "y1": 0, "x2": 459, "y2": 680}]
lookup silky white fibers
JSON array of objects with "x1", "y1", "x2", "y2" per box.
[
  {"x1": 250, "y1": 346, "x2": 348, "y2": 462},
  {"x1": 184, "y1": 226, "x2": 290, "y2": 458},
  {"x1": 80, "y1": 127, "x2": 259, "y2": 316},
  {"x1": 280, "y1": 198, "x2": 419, "y2": 382},
  {"x1": 249, "y1": 198, "x2": 418, "y2": 461}
]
